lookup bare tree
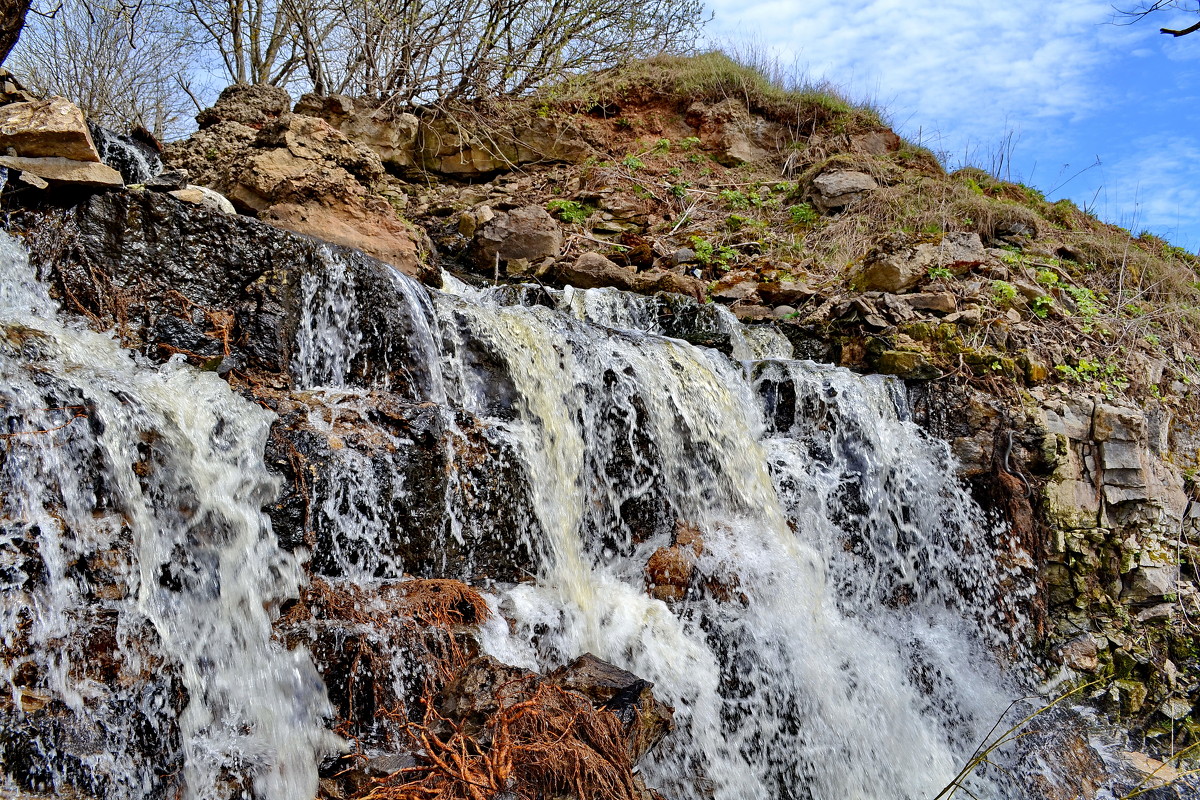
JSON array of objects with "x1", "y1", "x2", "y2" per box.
[
  {"x1": 10, "y1": 0, "x2": 201, "y2": 138},
  {"x1": 1118, "y1": 1, "x2": 1200, "y2": 37},
  {"x1": 285, "y1": 0, "x2": 704, "y2": 105},
  {"x1": 177, "y1": 0, "x2": 300, "y2": 85}
]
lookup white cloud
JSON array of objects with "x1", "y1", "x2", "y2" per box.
[
  {"x1": 705, "y1": 0, "x2": 1120, "y2": 138},
  {"x1": 1091, "y1": 135, "x2": 1200, "y2": 249}
]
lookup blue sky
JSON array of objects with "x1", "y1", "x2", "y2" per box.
[{"x1": 704, "y1": 0, "x2": 1200, "y2": 251}]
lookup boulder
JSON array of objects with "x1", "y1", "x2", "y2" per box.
[
  {"x1": 855, "y1": 232, "x2": 987, "y2": 293},
  {"x1": 472, "y1": 205, "x2": 562, "y2": 269},
  {"x1": 810, "y1": 170, "x2": 877, "y2": 213},
  {"x1": 1122, "y1": 565, "x2": 1179, "y2": 603},
  {"x1": 295, "y1": 93, "x2": 419, "y2": 168},
  {"x1": 553, "y1": 252, "x2": 634, "y2": 290},
  {"x1": 262, "y1": 196, "x2": 431, "y2": 283},
  {"x1": 0, "y1": 155, "x2": 122, "y2": 189},
  {"x1": 0, "y1": 96, "x2": 100, "y2": 162},
  {"x1": 632, "y1": 269, "x2": 705, "y2": 300},
  {"x1": 548, "y1": 653, "x2": 674, "y2": 763},
  {"x1": 168, "y1": 185, "x2": 236, "y2": 214},
  {"x1": 255, "y1": 113, "x2": 384, "y2": 185},
  {"x1": 196, "y1": 84, "x2": 291, "y2": 130}
]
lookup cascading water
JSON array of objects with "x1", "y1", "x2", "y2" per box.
[
  {"x1": 3, "y1": 222, "x2": 1037, "y2": 799},
  {"x1": 88, "y1": 125, "x2": 163, "y2": 185},
  {"x1": 0, "y1": 234, "x2": 336, "y2": 799},
  {"x1": 292, "y1": 258, "x2": 1030, "y2": 797}
]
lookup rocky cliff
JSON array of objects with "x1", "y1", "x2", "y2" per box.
[{"x1": 2, "y1": 54, "x2": 1199, "y2": 798}]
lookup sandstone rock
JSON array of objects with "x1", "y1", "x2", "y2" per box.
[
  {"x1": 263, "y1": 196, "x2": 432, "y2": 283},
  {"x1": 168, "y1": 185, "x2": 236, "y2": 214},
  {"x1": 255, "y1": 113, "x2": 384, "y2": 185},
  {"x1": 856, "y1": 232, "x2": 988, "y2": 293},
  {"x1": 196, "y1": 84, "x2": 290, "y2": 129},
  {"x1": 0, "y1": 155, "x2": 122, "y2": 188},
  {"x1": 810, "y1": 170, "x2": 877, "y2": 213},
  {"x1": 850, "y1": 130, "x2": 902, "y2": 155},
  {"x1": 731, "y1": 302, "x2": 772, "y2": 321},
  {"x1": 903, "y1": 291, "x2": 956, "y2": 313},
  {"x1": 294, "y1": 93, "x2": 419, "y2": 168},
  {"x1": 646, "y1": 544, "x2": 697, "y2": 602},
  {"x1": 943, "y1": 308, "x2": 982, "y2": 325},
  {"x1": 1055, "y1": 634, "x2": 1099, "y2": 672},
  {"x1": 711, "y1": 273, "x2": 760, "y2": 302},
  {"x1": 759, "y1": 279, "x2": 812, "y2": 306},
  {"x1": 686, "y1": 98, "x2": 776, "y2": 166},
  {"x1": 632, "y1": 269, "x2": 705, "y2": 299},
  {"x1": 472, "y1": 205, "x2": 562, "y2": 269},
  {"x1": 0, "y1": 96, "x2": 100, "y2": 161},
  {"x1": 161, "y1": 121, "x2": 258, "y2": 187},
  {"x1": 553, "y1": 252, "x2": 634, "y2": 290}
]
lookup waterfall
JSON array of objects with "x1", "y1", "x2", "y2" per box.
[
  {"x1": 0, "y1": 234, "x2": 337, "y2": 799},
  {"x1": 88, "y1": 125, "x2": 163, "y2": 185},
  {"x1": 2, "y1": 226, "x2": 1034, "y2": 799}
]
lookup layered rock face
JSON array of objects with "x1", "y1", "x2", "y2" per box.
[{"x1": 4, "y1": 62, "x2": 1200, "y2": 799}]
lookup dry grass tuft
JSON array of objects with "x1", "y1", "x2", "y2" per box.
[{"x1": 363, "y1": 678, "x2": 640, "y2": 800}]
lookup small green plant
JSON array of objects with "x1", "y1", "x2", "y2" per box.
[
  {"x1": 1031, "y1": 295, "x2": 1054, "y2": 319},
  {"x1": 667, "y1": 166, "x2": 683, "y2": 177},
  {"x1": 1065, "y1": 286, "x2": 1102, "y2": 318},
  {"x1": 719, "y1": 189, "x2": 750, "y2": 210},
  {"x1": 1035, "y1": 269, "x2": 1059, "y2": 286},
  {"x1": 652, "y1": 138, "x2": 672, "y2": 154},
  {"x1": 621, "y1": 154, "x2": 645, "y2": 171},
  {"x1": 669, "y1": 182, "x2": 691, "y2": 198},
  {"x1": 690, "y1": 236, "x2": 736, "y2": 270},
  {"x1": 689, "y1": 152, "x2": 707, "y2": 164},
  {"x1": 1000, "y1": 249, "x2": 1025, "y2": 267},
  {"x1": 787, "y1": 204, "x2": 818, "y2": 225},
  {"x1": 679, "y1": 136, "x2": 701, "y2": 150},
  {"x1": 992, "y1": 280, "x2": 1018, "y2": 307},
  {"x1": 927, "y1": 266, "x2": 954, "y2": 280},
  {"x1": 546, "y1": 199, "x2": 589, "y2": 225},
  {"x1": 614, "y1": 117, "x2": 635, "y2": 130}
]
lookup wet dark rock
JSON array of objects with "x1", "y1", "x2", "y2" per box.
[
  {"x1": 549, "y1": 653, "x2": 674, "y2": 762},
  {"x1": 653, "y1": 292, "x2": 733, "y2": 354},
  {"x1": 89, "y1": 123, "x2": 162, "y2": 184},
  {"x1": 265, "y1": 399, "x2": 540, "y2": 584}
]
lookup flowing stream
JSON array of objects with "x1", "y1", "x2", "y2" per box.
[{"x1": 1, "y1": 231, "x2": 1034, "y2": 799}]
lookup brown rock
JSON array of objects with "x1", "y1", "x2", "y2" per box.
[
  {"x1": 196, "y1": 84, "x2": 291, "y2": 130},
  {"x1": 855, "y1": 232, "x2": 987, "y2": 293},
  {"x1": 1055, "y1": 635, "x2": 1099, "y2": 672},
  {"x1": 553, "y1": 252, "x2": 634, "y2": 290},
  {"x1": 0, "y1": 96, "x2": 100, "y2": 161},
  {"x1": 759, "y1": 279, "x2": 812, "y2": 306},
  {"x1": 255, "y1": 113, "x2": 384, "y2": 185},
  {"x1": 294, "y1": 93, "x2": 419, "y2": 168},
  {"x1": 850, "y1": 130, "x2": 901, "y2": 155},
  {"x1": 903, "y1": 291, "x2": 956, "y2": 313},
  {"x1": 0, "y1": 155, "x2": 121, "y2": 188},
  {"x1": 472, "y1": 205, "x2": 563, "y2": 269},
  {"x1": 632, "y1": 269, "x2": 705, "y2": 299},
  {"x1": 263, "y1": 196, "x2": 433, "y2": 284},
  {"x1": 645, "y1": 545, "x2": 697, "y2": 602}
]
